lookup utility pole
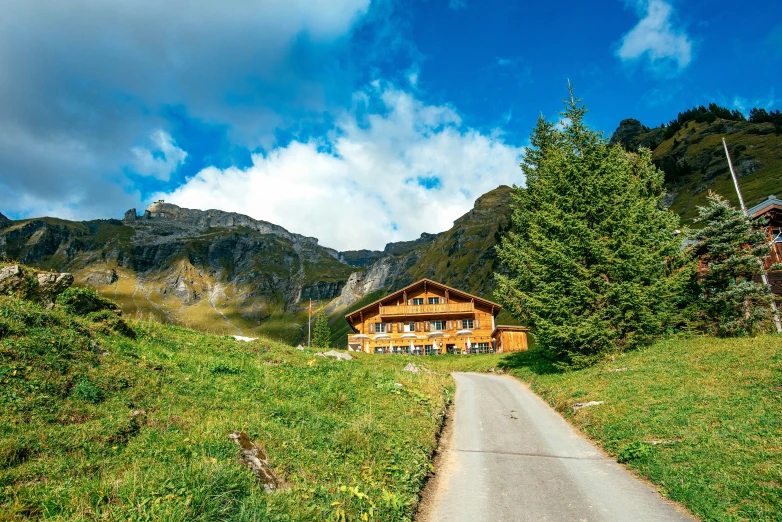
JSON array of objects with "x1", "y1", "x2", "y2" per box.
[{"x1": 723, "y1": 137, "x2": 782, "y2": 333}]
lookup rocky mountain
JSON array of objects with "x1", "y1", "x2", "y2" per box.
[
  {"x1": 0, "y1": 187, "x2": 515, "y2": 345},
  {"x1": 611, "y1": 115, "x2": 782, "y2": 223}
]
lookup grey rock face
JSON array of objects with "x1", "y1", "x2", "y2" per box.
[
  {"x1": 123, "y1": 209, "x2": 137, "y2": 222},
  {"x1": 0, "y1": 264, "x2": 73, "y2": 306},
  {"x1": 0, "y1": 212, "x2": 10, "y2": 228}
]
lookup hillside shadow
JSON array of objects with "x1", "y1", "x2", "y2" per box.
[{"x1": 498, "y1": 349, "x2": 561, "y2": 376}]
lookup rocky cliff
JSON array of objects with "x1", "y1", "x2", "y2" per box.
[
  {"x1": 0, "y1": 203, "x2": 354, "y2": 343},
  {"x1": 0, "y1": 188, "x2": 515, "y2": 345}
]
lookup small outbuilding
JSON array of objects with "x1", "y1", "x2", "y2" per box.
[{"x1": 492, "y1": 325, "x2": 530, "y2": 353}]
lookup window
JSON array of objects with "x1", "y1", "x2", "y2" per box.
[
  {"x1": 375, "y1": 323, "x2": 385, "y2": 333},
  {"x1": 425, "y1": 344, "x2": 432, "y2": 355},
  {"x1": 472, "y1": 343, "x2": 490, "y2": 354},
  {"x1": 431, "y1": 320, "x2": 445, "y2": 331},
  {"x1": 428, "y1": 297, "x2": 439, "y2": 304},
  {"x1": 462, "y1": 319, "x2": 474, "y2": 329},
  {"x1": 412, "y1": 298, "x2": 424, "y2": 305},
  {"x1": 403, "y1": 322, "x2": 415, "y2": 333}
]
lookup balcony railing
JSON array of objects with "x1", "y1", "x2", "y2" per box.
[{"x1": 378, "y1": 302, "x2": 474, "y2": 317}]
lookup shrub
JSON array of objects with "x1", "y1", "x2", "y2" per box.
[
  {"x1": 617, "y1": 441, "x2": 653, "y2": 463},
  {"x1": 70, "y1": 379, "x2": 105, "y2": 404},
  {"x1": 86, "y1": 309, "x2": 136, "y2": 339},
  {"x1": 209, "y1": 362, "x2": 241, "y2": 375},
  {"x1": 56, "y1": 286, "x2": 119, "y2": 316}
]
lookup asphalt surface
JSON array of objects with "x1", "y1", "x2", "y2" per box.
[{"x1": 419, "y1": 372, "x2": 695, "y2": 522}]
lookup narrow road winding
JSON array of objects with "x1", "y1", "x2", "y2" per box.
[{"x1": 418, "y1": 372, "x2": 694, "y2": 522}]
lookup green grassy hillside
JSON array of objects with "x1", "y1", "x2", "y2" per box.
[
  {"x1": 0, "y1": 291, "x2": 454, "y2": 521},
  {"x1": 612, "y1": 116, "x2": 782, "y2": 224}
]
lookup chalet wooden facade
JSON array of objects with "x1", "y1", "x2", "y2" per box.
[
  {"x1": 344, "y1": 279, "x2": 528, "y2": 354},
  {"x1": 749, "y1": 195, "x2": 782, "y2": 295}
]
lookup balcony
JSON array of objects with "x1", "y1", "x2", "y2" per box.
[{"x1": 378, "y1": 302, "x2": 474, "y2": 317}]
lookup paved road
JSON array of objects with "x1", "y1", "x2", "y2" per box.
[{"x1": 420, "y1": 372, "x2": 694, "y2": 522}]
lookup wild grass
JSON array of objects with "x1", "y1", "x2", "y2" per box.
[{"x1": 0, "y1": 295, "x2": 453, "y2": 521}]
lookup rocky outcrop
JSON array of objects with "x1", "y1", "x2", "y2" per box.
[
  {"x1": 123, "y1": 209, "x2": 137, "y2": 222},
  {"x1": 0, "y1": 212, "x2": 10, "y2": 229},
  {"x1": 0, "y1": 264, "x2": 74, "y2": 307},
  {"x1": 609, "y1": 118, "x2": 666, "y2": 152}
]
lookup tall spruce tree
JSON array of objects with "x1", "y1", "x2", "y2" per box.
[
  {"x1": 494, "y1": 88, "x2": 690, "y2": 368},
  {"x1": 692, "y1": 192, "x2": 773, "y2": 336},
  {"x1": 312, "y1": 313, "x2": 331, "y2": 349}
]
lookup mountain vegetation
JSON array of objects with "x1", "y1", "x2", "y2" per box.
[
  {"x1": 610, "y1": 102, "x2": 782, "y2": 224},
  {"x1": 0, "y1": 271, "x2": 454, "y2": 521},
  {"x1": 495, "y1": 91, "x2": 690, "y2": 368}
]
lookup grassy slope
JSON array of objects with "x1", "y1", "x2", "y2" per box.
[
  {"x1": 429, "y1": 335, "x2": 782, "y2": 522},
  {"x1": 0, "y1": 295, "x2": 453, "y2": 521},
  {"x1": 647, "y1": 121, "x2": 782, "y2": 223}
]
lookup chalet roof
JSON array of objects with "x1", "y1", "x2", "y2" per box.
[
  {"x1": 345, "y1": 278, "x2": 501, "y2": 323},
  {"x1": 491, "y1": 324, "x2": 530, "y2": 337},
  {"x1": 747, "y1": 195, "x2": 782, "y2": 218}
]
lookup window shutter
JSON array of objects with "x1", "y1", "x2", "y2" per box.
[
  {"x1": 369, "y1": 323, "x2": 375, "y2": 333},
  {"x1": 424, "y1": 321, "x2": 430, "y2": 332},
  {"x1": 415, "y1": 322, "x2": 421, "y2": 332},
  {"x1": 386, "y1": 323, "x2": 392, "y2": 334},
  {"x1": 475, "y1": 318, "x2": 480, "y2": 329}
]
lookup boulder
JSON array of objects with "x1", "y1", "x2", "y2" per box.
[
  {"x1": 32, "y1": 272, "x2": 75, "y2": 307},
  {"x1": 317, "y1": 350, "x2": 354, "y2": 361},
  {"x1": 0, "y1": 264, "x2": 74, "y2": 306},
  {"x1": 403, "y1": 363, "x2": 421, "y2": 374},
  {"x1": 228, "y1": 431, "x2": 282, "y2": 492}
]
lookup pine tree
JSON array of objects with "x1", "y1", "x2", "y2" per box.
[
  {"x1": 692, "y1": 192, "x2": 773, "y2": 336},
  {"x1": 494, "y1": 86, "x2": 691, "y2": 368},
  {"x1": 312, "y1": 313, "x2": 331, "y2": 348}
]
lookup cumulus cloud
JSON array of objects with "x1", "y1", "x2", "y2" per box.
[
  {"x1": 131, "y1": 131, "x2": 188, "y2": 181},
  {"x1": 155, "y1": 83, "x2": 525, "y2": 251},
  {"x1": 616, "y1": 0, "x2": 693, "y2": 72},
  {"x1": 0, "y1": 0, "x2": 370, "y2": 219}
]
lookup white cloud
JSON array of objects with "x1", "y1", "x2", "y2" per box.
[
  {"x1": 0, "y1": 0, "x2": 371, "y2": 220},
  {"x1": 154, "y1": 83, "x2": 525, "y2": 251},
  {"x1": 616, "y1": 0, "x2": 692, "y2": 72},
  {"x1": 131, "y1": 131, "x2": 188, "y2": 181}
]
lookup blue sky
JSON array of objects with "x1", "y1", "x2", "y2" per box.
[{"x1": 0, "y1": 0, "x2": 780, "y2": 250}]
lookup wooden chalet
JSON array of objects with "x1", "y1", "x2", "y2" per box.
[
  {"x1": 748, "y1": 195, "x2": 782, "y2": 294},
  {"x1": 344, "y1": 279, "x2": 528, "y2": 354}
]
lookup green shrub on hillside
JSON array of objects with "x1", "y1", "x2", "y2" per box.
[{"x1": 56, "y1": 285, "x2": 119, "y2": 315}]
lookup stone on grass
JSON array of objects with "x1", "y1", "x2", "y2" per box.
[
  {"x1": 232, "y1": 335, "x2": 257, "y2": 342},
  {"x1": 296, "y1": 345, "x2": 305, "y2": 351},
  {"x1": 403, "y1": 363, "x2": 421, "y2": 374},
  {"x1": 317, "y1": 350, "x2": 353, "y2": 361},
  {"x1": 228, "y1": 431, "x2": 281, "y2": 492},
  {"x1": 573, "y1": 400, "x2": 605, "y2": 411}
]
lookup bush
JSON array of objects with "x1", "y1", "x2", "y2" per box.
[
  {"x1": 86, "y1": 309, "x2": 136, "y2": 339},
  {"x1": 209, "y1": 362, "x2": 241, "y2": 375},
  {"x1": 56, "y1": 286, "x2": 119, "y2": 316},
  {"x1": 617, "y1": 441, "x2": 653, "y2": 463},
  {"x1": 70, "y1": 379, "x2": 105, "y2": 404}
]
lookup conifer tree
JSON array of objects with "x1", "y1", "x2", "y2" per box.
[
  {"x1": 494, "y1": 87, "x2": 691, "y2": 368},
  {"x1": 692, "y1": 192, "x2": 772, "y2": 336},
  {"x1": 312, "y1": 313, "x2": 331, "y2": 348}
]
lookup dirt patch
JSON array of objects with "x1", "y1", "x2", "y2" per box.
[{"x1": 414, "y1": 405, "x2": 456, "y2": 522}]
